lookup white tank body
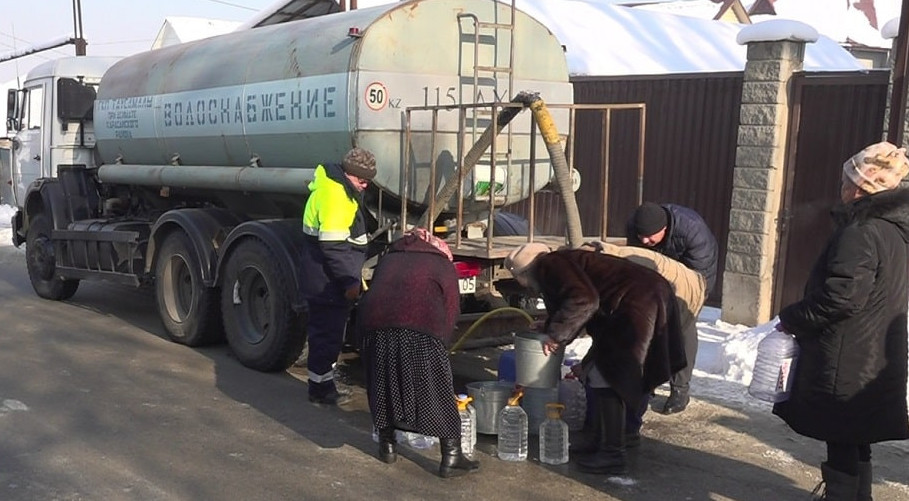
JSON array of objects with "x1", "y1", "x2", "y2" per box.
[{"x1": 93, "y1": 0, "x2": 573, "y2": 213}]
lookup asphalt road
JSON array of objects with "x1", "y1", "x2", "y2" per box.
[{"x1": 0, "y1": 249, "x2": 907, "y2": 501}]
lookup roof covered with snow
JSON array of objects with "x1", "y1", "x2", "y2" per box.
[
  {"x1": 151, "y1": 17, "x2": 242, "y2": 49},
  {"x1": 746, "y1": 0, "x2": 901, "y2": 49},
  {"x1": 510, "y1": 0, "x2": 863, "y2": 76},
  {"x1": 241, "y1": 0, "x2": 863, "y2": 76}
]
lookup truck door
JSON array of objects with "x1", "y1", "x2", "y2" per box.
[{"x1": 12, "y1": 82, "x2": 46, "y2": 206}]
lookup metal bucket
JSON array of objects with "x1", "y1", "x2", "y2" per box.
[
  {"x1": 515, "y1": 331, "x2": 564, "y2": 388},
  {"x1": 466, "y1": 380, "x2": 515, "y2": 435}
]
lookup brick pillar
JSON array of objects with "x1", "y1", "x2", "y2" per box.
[
  {"x1": 721, "y1": 30, "x2": 811, "y2": 326},
  {"x1": 881, "y1": 35, "x2": 909, "y2": 148}
]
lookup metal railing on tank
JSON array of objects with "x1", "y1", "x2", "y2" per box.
[{"x1": 400, "y1": 98, "x2": 646, "y2": 251}]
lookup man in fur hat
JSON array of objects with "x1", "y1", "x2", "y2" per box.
[{"x1": 300, "y1": 147, "x2": 377, "y2": 405}]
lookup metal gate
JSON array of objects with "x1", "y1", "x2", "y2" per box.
[{"x1": 773, "y1": 70, "x2": 890, "y2": 311}]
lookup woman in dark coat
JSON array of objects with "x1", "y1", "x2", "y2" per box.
[
  {"x1": 504, "y1": 243, "x2": 685, "y2": 475},
  {"x1": 774, "y1": 141, "x2": 909, "y2": 501},
  {"x1": 356, "y1": 228, "x2": 478, "y2": 478}
]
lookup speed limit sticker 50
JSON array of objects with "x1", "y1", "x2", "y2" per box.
[{"x1": 364, "y1": 82, "x2": 389, "y2": 111}]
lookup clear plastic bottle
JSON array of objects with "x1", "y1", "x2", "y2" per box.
[
  {"x1": 539, "y1": 403, "x2": 569, "y2": 465},
  {"x1": 558, "y1": 364, "x2": 587, "y2": 432},
  {"x1": 497, "y1": 389, "x2": 528, "y2": 461},
  {"x1": 748, "y1": 329, "x2": 800, "y2": 403},
  {"x1": 456, "y1": 394, "x2": 476, "y2": 460},
  {"x1": 395, "y1": 430, "x2": 438, "y2": 449}
]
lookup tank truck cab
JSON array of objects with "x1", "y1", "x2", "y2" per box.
[{"x1": 6, "y1": 56, "x2": 119, "y2": 244}]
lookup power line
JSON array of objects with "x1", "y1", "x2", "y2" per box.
[
  {"x1": 91, "y1": 39, "x2": 154, "y2": 46},
  {"x1": 199, "y1": 0, "x2": 262, "y2": 11}
]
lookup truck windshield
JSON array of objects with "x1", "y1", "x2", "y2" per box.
[{"x1": 57, "y1": 78, "x2": 98, "y2": 122}]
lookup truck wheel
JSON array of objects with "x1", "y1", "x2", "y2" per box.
[
  {"x1": 26, "y1": 214, "x2": 79, "y2": 300},
  {"x1": 221, "y1": 238, "x2": 305, "y2": 372},
  {"x1": 155, "y1": 231, "x2": 223, "y2": 346}
]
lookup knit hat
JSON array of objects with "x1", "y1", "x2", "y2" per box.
[
  {"x1": 408, "y1": 227, "x2": 453, "y2": 262},
  {"x1": 632, "y1": 202, "x2": 668, "y2": 236},
  {"x1": 342, "y1": 147, "x2": 377, "y2": 180},
  {"x1": 504, "y1": 242, "x2": 551, "y2": 276},
  {"x1": 842, "y1": 141, "x2": 909, "y2": 194}
]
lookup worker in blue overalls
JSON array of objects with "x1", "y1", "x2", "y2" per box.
[{"x1": 300, "y1": 147, "x2": 376, "y2": 404}]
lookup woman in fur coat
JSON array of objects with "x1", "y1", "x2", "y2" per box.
[{"x1": 504, "y1": 244, "x2": 685, "y2": 475}]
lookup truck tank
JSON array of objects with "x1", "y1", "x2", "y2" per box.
[{"x1": 93, "y1": 0, "x2": 573, "y2": 222}]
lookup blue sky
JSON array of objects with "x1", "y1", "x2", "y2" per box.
[{"x1": 0, "y1": 0, "x2": 278, "y2": 84}]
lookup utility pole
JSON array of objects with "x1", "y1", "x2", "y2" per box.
[
  {"x1": 886, "y1": 0, "x2": 909, "y2": 145},
  {"x1": 73, "y1": 0, "x2": 86, "y2": 55}
]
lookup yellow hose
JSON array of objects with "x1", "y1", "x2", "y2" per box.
[{"x1": 449, "y1": 307, "x2": 534, "y2": 354}]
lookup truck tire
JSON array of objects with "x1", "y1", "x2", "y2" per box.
[
  {"x1": 155, "y1": 231, "x2": 223, "y2": 346},
  {"x1": 26, "y1": 214, "x2": 79, "y2": 300},
  {"x1": 220, "y1": 238, "x2": 305, "y2": 372}
]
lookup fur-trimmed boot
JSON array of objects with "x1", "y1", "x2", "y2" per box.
[
  {"x1": 377, "y1": 427, "x2": 397, "y2": 464},
  {"x1": 810, "y1": 463, "x2": 859, "y2": 500},
  {"x1": 576, "y1": 389, "x2": 627, "y2": 475},
  {"x1": 438, "y1": 438, "x2": 479, "y2": 478},
  {"x1": 856, "y1": 461, "x2": 873, "y2": 501}
]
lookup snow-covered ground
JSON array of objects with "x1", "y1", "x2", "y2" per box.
[
  {"x1": 1, "y1": 203, "x2": 906, "y2": 453},
  {"x1": 0, "y1": 204, "x2": 23, "y2": 265}
]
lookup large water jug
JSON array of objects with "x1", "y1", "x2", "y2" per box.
[
  {"x1": 539, "y1": 403, "x2": 569, "y2": 465},
  {"x1": 558, "y1": 374, "x2": 587, "y2": 432},
  {"x1": 748, "y1": 329, "x2": 800, "y2": 403},
  {"x1": 456, "y1": 394, "x2": 477, "y2": 459},
  {"x1": 497, "y1": 389, "x2": 528, "y2": 461}
]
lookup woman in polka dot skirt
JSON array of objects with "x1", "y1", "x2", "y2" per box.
[{"x1": 356, "y1": 228, "x2": 479, "y2": 478}]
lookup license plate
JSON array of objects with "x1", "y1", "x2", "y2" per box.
[{"x1": 458, "y1": 276, "x2": 477, "y2": 294}]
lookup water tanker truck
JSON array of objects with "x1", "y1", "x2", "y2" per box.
[{"x1": 6, "y1": 0, "x2": 579, "y2": 371}]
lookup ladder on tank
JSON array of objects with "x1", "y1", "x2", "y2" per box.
[{"x1": 457, "y1": 0, "x2": 517, "y2": 207}]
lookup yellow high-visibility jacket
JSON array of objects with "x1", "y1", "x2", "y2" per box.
[{"x1": 299, "y1": 164, "x2": 368, "y2": 304}]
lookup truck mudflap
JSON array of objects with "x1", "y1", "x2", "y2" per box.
[{"x1": 11, "y1": 209, "x2": 24, "y2": 247}]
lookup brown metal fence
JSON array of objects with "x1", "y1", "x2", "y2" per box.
[
  {"x1": 507, "y1": 70, "x2": 889, "y2": 309},
  {"x1": 773, "y1": 70, "x2": 890, "y2": 312},
  {"x1": 570, "y1": 73, "x2": 742, "y2": 304}
]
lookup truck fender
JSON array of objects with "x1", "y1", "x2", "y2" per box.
[
  {"x1": 16, "y1": 179, "x2": 68, "y2": 247},
  {"x1": 147, "y1": 208, "x2": 249, "y2": 286},
  {"x1": 215, "y1": 219, "x2": 308, "y2": 312}
]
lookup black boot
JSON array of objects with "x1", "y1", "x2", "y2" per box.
[
  {"x1": 577, "y1": 389, "x2": 627, "y2": 475},
  {"x1": 569, "y1": 431, "x2": 598, "y2": 455},
  {"x1": 308, "y1": 380, "x2": 342, "y2": 405},
  {"x1": 569, "y1": 396, "x2": 600, "y2": 455},
  {"x1": 438, "y1": 438, "x2": 479, "y2": 478},
  {"x1": 856, "y1": 461, "x2": 872, "y2": 501},
  {"x1": 571, "y1": 397, "x2": 642, "y2": 453},
  {"x1": 377, "y1": 427, "x2": 397, "y2": 464},
  {"x1": 660, "y1": 386, "x2": 690, "y2": 415},
  {"x1": 810, "y1": 462, "x2": 859, "y2": 500}
]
